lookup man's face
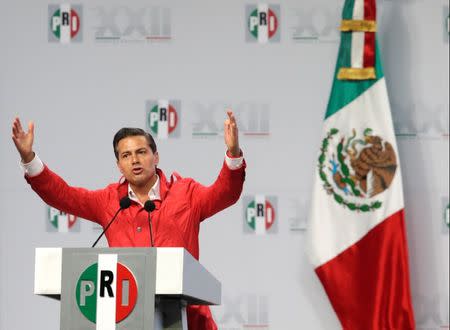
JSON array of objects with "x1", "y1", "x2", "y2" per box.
[{"x1": 116, "y1": 135, "x2": 159, "y2": 188}]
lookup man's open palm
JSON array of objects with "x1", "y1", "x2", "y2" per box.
[
  {"x1": 224, "y1": 110, "x2": 240, "y2": 157},
  {"x1": 12, "y1": 117, "x2": 35, "y2": 163}
]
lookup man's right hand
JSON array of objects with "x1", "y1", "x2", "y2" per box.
[{"x1": 12, "y1": 117, "x2": 35, "y2": 163}]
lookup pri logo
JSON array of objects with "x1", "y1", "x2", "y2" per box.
[
  {"x1": 319, "y1": 128, "x2": 397, "y2": 212},
  {"x1": 48, "y1": 4, "x2": 82, "y2": 43},
  {"x1": 76, "y1": 255, "x2": 138, "y2": 324},
  {"x1": 47, "y1": 206, "x2": 79, "y2": 232},
  {"x1": 246, "y1": 4, "x2": 280, "y2": 43},
  {"x1": 243, "y1": 195, "x2": 277, "y2": 234},
  {"x1": 145, "y1": 100, "x2": 180, "y2": 139}
]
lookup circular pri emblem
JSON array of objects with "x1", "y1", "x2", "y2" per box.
[
  {"x1": 318, "y1": 128, "x2": 398, "y2": 212},
  {"x1": 246, "y1": 199, "x2": 275, "y2": 231},
  {"x1": 248, "y1": 7, "x2": 278, "y2": 40},
  {"x1": 48, "y1": 207, "x2": 77, "y2": 229},
  {"x1": 51, "y1": 8, "x2": 80, "y2": 40},
  {"x1": 148, "y1": 104, "x2": 178, "y2": 136},
  {"x1": 76, "y1": 263, "x2": 138, "y2": 324}
]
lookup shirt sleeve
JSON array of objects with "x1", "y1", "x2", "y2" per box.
[
  {"x1": 23, "y1": 162, "x2": 110, "y2": 224},
  {"x1": 20, "y1": 153, "x2": 44, "y2": 177},
  {"x1": 192, "y1": 156, "x2": 246, "y2": 222},
  {"x1": 224, "y1": 150, "x2": 244, "y2": 170}
]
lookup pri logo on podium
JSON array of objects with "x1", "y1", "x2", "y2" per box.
[
  {"x1": 243, "y1": 195, "x2": 277, "y2": 234},
  {"x1": 47, "y1": 206, "x2": 80, "y2": 232},
  {"x1": 246, "y1": 4, "x2": 280, "y2": 43},
  {"x1": 146, "y1": 100, "x2": 180, "y2": 139},
  {"x1": 48, "y1": 4, "x2": 82, "y2": 43},
  {"x1": 76, "y1": 254, "x2": 138, "y2": 325}
]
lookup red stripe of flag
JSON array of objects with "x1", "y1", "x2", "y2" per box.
[
  {"x1": 364, "y1": 0, "x2": 376, "y2": 20},
  {"x1": 363, "y1": 0, "x2": 376, "y2": 68},
  {"x1": 363, "y1": 32, "x2": 376, "y2": 68},
  {"x1": 315, "y1": 209, "x2": 415, "y2": 330}
]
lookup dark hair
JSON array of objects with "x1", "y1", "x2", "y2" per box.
[{"x1": 113, "y1": 128, "x2": 157, "y2": 160}]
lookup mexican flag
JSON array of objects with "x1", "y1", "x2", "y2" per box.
[{"x1": 307, "y1": 0, "x2": 416, "y2": 329}]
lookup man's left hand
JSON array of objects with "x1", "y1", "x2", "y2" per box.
[{"x1": 224, "y1": 110, "x2": 240, "y2": 157}]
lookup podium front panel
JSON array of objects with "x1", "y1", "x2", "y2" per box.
[{"x1": 60, "y1": 248, "x2": 157, "y2": 330}]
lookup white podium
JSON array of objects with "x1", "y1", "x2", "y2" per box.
[{"x1": 34, "y1": 247, "x2": 221, "y2": 330}]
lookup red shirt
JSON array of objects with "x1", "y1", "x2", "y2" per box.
[{"x1": 26, "y1": 160, "x2": 246, "y2": 329}]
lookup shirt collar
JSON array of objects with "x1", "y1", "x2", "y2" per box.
[{"x1": 128, "y1": 174, "x2": 160, "y2": 206}]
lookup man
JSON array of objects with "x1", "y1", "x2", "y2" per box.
[{"x1": 11, "y1": 111, "x2": 246, "y2": 330}]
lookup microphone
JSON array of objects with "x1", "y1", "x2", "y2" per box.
[
  {"x1": 144, "y1": 200, "x2": 156, "y2": 247},
  {"x1": 92, "y1": 196, "x2": 131, "y2": 248}
]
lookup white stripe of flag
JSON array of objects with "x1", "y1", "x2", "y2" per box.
[
  {"x1": 255, "y1": 194, "x2": 266, "y2": 235},
  {"x1": 351, "y1": 32, "x2": 365, "y2": 68},
  {"x1": 352, "y1": 0, "x2": 364, "y2": 19},
  {"x1": 96, "y1": 254, "x2": 118, "y2": 330},
  {"x1": 351, "y1": 0, "x2": 365, "y2": 68},
  {"x1": 58, "y1": 214, "x2": 69, "y2": 233},
  {"x1": 60, "y1": 4, "x2": 71, "y2": 44},
  {"x1": 158, "y1": 99, "x2": 169, "y2": 139},
  {"x1": 257, "y1": 4, "x2": 269, "y2": 44}
]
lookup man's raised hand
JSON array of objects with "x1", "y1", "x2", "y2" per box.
[
  {"x1": 12, "y1": 117, "x2": 35, "y2": 163},
  {"x1": 224, "y1": 110, "x2": 240, "y2": 157}
]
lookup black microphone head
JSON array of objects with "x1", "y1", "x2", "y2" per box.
[
  {"x1": 144, "y1": 200, "x2": 156, "y2": 212},
  {"x1": 119, "y1": 196, "x2": 132, "y2": 209}
]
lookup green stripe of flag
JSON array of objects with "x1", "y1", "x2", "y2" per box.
[
  {"x1": 340, "y1": 32, "x2": 353, "y2": 69},
  {"x1": 342, "y1": 0, "x2": 356, "y2": 20},
  {"x1": 324, "y1": 40, "x2": 384, "y2": 119},
  {"x1": 76, "y1": 263, "x2": 98, "y2": 323}
]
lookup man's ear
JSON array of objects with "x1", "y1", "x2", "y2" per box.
[
  {"x1": 117, "y1": 159, "x2": 124, "y2": 174},
  {"x1": 154, "y1": 151, "x2": 159, "y2": 167}
]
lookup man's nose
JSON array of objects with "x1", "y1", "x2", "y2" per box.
[{"x1": 131, "y1": 154, "x2": 139, "y2": 164}]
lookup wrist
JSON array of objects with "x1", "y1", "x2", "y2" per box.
[
  {"x1": 21, "y1": 151, "x2": 35, "y2": 164},
  {"x1": 227, "y1": 148, "x2": 241, "y2": 158}
]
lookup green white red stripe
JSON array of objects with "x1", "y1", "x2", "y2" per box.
[
  {"x1": 148, "y1": 100, "x2": 178, "y2": 139},
  {"x1": 341, "y1": 0, "x2": 376, "y2": 73},
  {"x1": 51, "y1": 4, "x2": 80, "y2": 44},
  {"x1": 76, "y1": 255, "x2": 138, "y2": 327},
  {"x1": 49, "y1": 207, "x2": 76, "y2": 232},
  {"x1": 307, "y1": 0, "x2": 415, "y2": 328},
  {"x1": 246, "y1": 195, "x2": 275, "y2": 234},
  {"x1": 248, "y1": 4, "x2": 278, "y2": 43}
]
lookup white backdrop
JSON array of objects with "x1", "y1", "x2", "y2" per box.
[{"x1": 0, "y1": 1, "x2": 448, "y2": 329}]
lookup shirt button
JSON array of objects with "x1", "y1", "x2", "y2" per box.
[{"x1": 137, "y1": 227, "x2": 142, "y2": 232}]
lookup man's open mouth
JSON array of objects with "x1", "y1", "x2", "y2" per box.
[{"x1": 132, "y1": 168, "x2": 143, "y2": 175}]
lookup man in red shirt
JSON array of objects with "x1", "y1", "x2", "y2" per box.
[{"x1": 11, "y1": 111, "x2": 246, "y2": 330}]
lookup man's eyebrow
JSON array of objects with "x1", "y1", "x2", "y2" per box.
[{"x1": 121, "y1": 147, "x2": 146, "y2": 156}]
